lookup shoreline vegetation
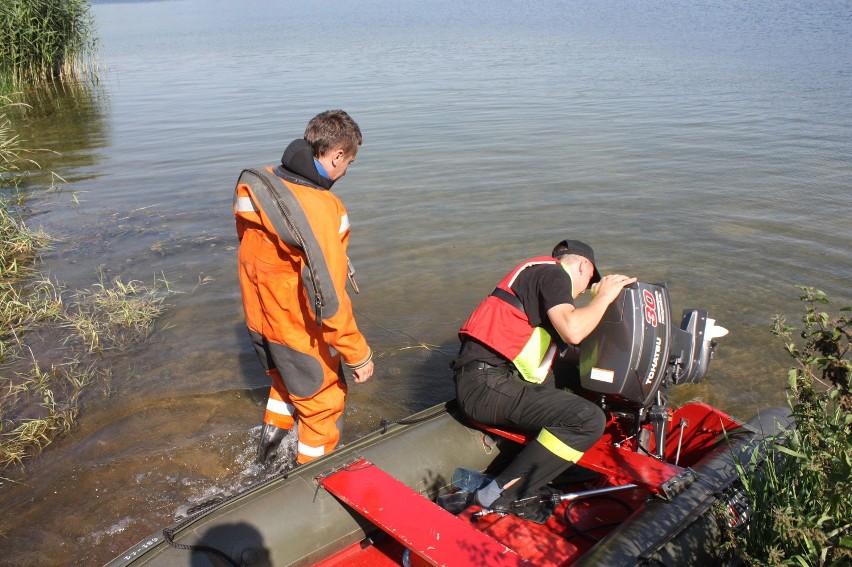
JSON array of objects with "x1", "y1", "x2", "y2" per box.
[
  {"x1": 0, "y1": 0, "x2": 98, "y2": 94},
  {"x1": 1, "y1": 97, "x2": 169, "y2": 479},
  {"x1": 0, "y1": 0, "x2": 129, "y2": 479},
  {"x1": 728, "y1": 288, "x2": 851, "y2": 566}
]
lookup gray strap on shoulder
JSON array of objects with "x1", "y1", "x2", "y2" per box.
[{"x1": 236, "y1": 167, "x2": 340, "y2": 325}]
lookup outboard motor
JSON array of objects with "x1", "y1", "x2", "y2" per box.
[{"x1": 579, "y1": 282, "x2": 728, "y2": 459}]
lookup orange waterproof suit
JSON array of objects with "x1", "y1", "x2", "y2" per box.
[{"x1": 234, "y1": 139, "x2": 372, "y2": 463}]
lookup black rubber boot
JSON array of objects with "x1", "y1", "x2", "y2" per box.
[{"x1": 255, "y1": 422, "x2": 288, "y2": 465}]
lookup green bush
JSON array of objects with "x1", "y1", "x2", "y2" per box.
[
  {"x1": 734, "y1": 287, "x2": 851, "y2": 566},
  {"x1": 0, "y1": 0, "x2": 97, "y2": 88}
]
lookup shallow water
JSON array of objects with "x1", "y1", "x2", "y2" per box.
[{"x1": 1, "y1": 0, "x2": 850, "y2": 565}]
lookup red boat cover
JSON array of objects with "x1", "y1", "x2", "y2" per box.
[{"x1": 319, "y1": 458, "x2": 532, "y2": 567}]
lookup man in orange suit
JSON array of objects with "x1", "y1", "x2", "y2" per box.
[{"x1": 234, "y1": 110, "x2": 374, "y2": 466}]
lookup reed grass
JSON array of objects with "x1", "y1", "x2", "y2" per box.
[
  {"x1": 0, "y1": 95, "x2": 38, "y2": 184},
  {"x1": 0, "y1": 358, "x2": 99, "y2": 469},
  {"x1": 1, "y1": 94, "x2": 168, "y2": 476},
  {"x1": 0, "y1": 204, "x2": 49, "y2": 278},
  {"x1": 62, "y1": 274, "x2": 167, "y2": 354},
  {"x1": 1, "y1": 274, "x2": 167, "y2": 473},
  {"x1": 0, "y1": 0, "x2": 98, "y2": 89},
  {"x1": 2, "y1": 96, "x2": 50, "y2": 361}
]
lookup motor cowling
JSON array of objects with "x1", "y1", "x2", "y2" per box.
[{"x1": 579, "y1": 283, "x2": 727, "y2": 409}]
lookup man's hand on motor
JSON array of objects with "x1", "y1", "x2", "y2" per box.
[
  {"x1": 352, "y1": 359, "x2": 374, "y2": 383},
  {"x1": 591, "y1": 274, "x2": 637, "y2": 304}
]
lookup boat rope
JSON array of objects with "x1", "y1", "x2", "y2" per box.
[
  {"x1": 379, "y1": 402, "x2": 452, "y2": 433},
  {"x1": 161, "y1": 467, "x2": 294, "y2": 565},
  {"x1": 161, "y1": 528, "x2": 240, "y2": 567},
  {"x1": 352, "y1": 306, "x2": 457, "y2": 359},
  {"x1": 379, "y1": 413, "x2": 438, "y2": 433}
]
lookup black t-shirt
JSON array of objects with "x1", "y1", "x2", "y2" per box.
[{"x1": 452, "y1": 263, "x2": 576, "y2": 368}]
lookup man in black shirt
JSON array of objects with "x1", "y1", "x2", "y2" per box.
[{"x1": 442, "y1": 239, "x2": 636, "y2": 523}]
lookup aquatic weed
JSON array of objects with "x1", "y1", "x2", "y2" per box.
[
  {"x1": 1, "y1": 95, "x2": 169, "y2": 477},
  {"x1": 61, "y1": 274, "x2": 168, "y2": 354}
]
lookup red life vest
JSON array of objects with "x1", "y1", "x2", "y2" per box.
[{"x1": 459, "y1": 257, "x2": 566, "y2": 383}]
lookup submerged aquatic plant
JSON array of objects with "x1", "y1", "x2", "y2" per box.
[
  {"x1": 0, "y1": 357, "x2": 102, "y2": 469},
  {"x1": 0, "y1": 0, "x2": 98, "y2": 89},
  {"x1": 732, "y1": 287, "x2": 851, "y2": 566},
  {"x1": 0, "y1": 95, "x2": 37, "y2": 186},
  {"x1": 62, "y1": 274, "x2": 168, "y2": 354},
  {"x1": 0, "y1": 274, "x2": 168, "y2": 473},
  {"x1": 1, "y1": 95, "x2": 51, "y2": 361},
  {"x1": 1, "y1": 94, "x2": 169, "y2": 477}
]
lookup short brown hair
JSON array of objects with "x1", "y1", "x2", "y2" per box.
[{"x1": 304, "y1": 110, "x2": 362, "y2": 158}]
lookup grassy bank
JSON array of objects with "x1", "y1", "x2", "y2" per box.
[
  {"x1": 0, "y1": 0, "x2": 98, "y2": 91},
  {"x1": 731, "y1": 288, "x2": 851, "y2": 566},
  {"x1": 1, "y1": 96, "x2": 167, "y2": 477}
]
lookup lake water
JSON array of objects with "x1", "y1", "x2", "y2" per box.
[{"x1": 1, "y1": 0, "x2": 850, "y2": 565}]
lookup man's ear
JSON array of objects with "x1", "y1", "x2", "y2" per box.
[{"x1": 331, "y1": 148, "x2": 346, "y2": 167}]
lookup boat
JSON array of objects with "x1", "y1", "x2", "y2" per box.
[{"x1": 105, "y1": 283, "x2": 794, "y2": 567}]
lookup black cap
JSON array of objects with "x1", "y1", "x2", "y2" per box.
[{"x1": 552, "y1": 239, "x2": 601, "y2": 285}]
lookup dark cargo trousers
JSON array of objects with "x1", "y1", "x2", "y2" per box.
[{"x1": 454, "y1": 361, "x2": 606, "y2": 503}]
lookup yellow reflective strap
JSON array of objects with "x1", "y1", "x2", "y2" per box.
[
  {"x1": 537, "y1": 428, "x2": 584, "y2": 463},
  {"x1": 514, "y1": 327, "x2": 554, "y2": 383}
]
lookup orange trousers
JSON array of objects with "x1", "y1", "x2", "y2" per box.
[{"x1": 259, "y1": 341, "x2": 348, "y2": 464}]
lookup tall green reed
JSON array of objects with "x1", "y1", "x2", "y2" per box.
[{"x1": 0, "y1": 0, "x2": 98, "y2": 89}]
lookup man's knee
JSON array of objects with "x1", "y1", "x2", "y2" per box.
[
  {"x1": 587, "y1": 404, "x2": 606, "y2": 442},
  {"x1": 562, "y1": 398, "x2": 606, "y2": 452}
]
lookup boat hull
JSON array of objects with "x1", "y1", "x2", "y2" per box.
[
  {"x1": 106, "y1": 402, "x2": 515, "y2": 567},
  {"x1": 106, "y1": 402, "x2": 793, "y2": 567}
]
